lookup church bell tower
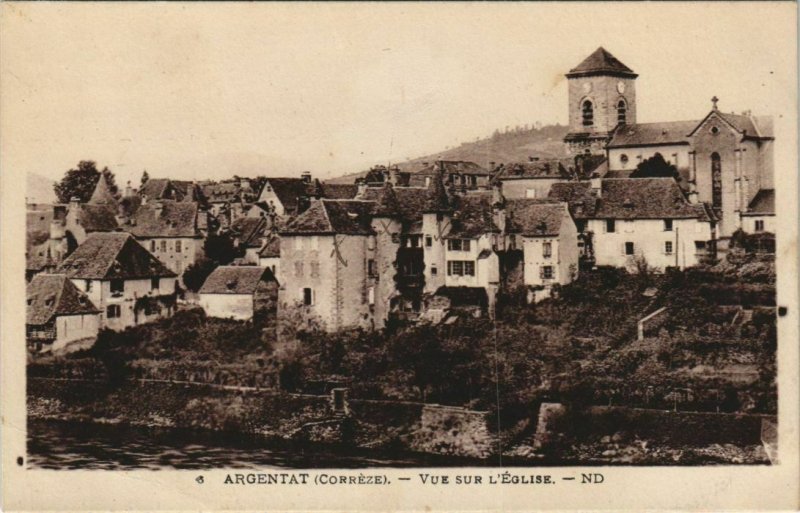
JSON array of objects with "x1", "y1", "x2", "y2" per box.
[{"x1": 564, "y1": 47, "x2": 638, "y2": 156}]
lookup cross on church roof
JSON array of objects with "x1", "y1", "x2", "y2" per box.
[{"x1": 711, "y1": 96, "x2": 719, "y2": 110}]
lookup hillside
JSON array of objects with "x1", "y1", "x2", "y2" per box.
[{"x1": 326, "y1": 124, "x2": 569, "y2": 184}]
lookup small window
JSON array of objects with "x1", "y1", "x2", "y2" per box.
[
  {"x1": 391, "y1": 233, "x2": 400, "y2": 244},
  {"x1": 303, "y1": 288, "x2": 313, "y2": 306},
  {"x1": 161, "y1": 240, "x2": 167, "y2": 252},
  {"x1": 150, "y1": 240, "x2": 156, "y2": 252},
  {"x1": 85, "y1": 280, "x2": 93, "y2": 292},
  {"x1": 665, "y1": 241, "x2": 673, "y2": 255},
  {"x1": 542, "y1": 242, "x2": 552, "y2": 259},
  {"x1": 106, "y1": 305, "x2": 121, "y2": 318},
  {"x1": 620, "y1": 154, "x2": 629, "y2": 166},
  {"x1": 541, "y1": 265, "x2": 554, "y2": 280},
  {"x1": 447, "y1": 239, "x2": 462, "y2": 251},
  {"x1": 447, "y1": 261, "x2": 464, "y2": 276},
  {"x1": 110, "y1": 279, "x2": 124, "y2": 295},
  {"x1": 606, "y1": 219, "x2": 616, "y2": 233},
  {"x1": 310, "y1": 262, "x2": 320, "y2": 278},
  {"x1": 710, "y1": 126, "x2": 720, "y2": 135},
  {"x1": 367, "y1": 259, "x2": 376, "y2": 277},
  {"x1": 410, "y1": 236, "x2": 420, "y2": 248},
  {"x1": 175, "y1": 240, "x2": 182, "y2": 253},
  {"x1": 625, "y1": 242, "x2": 635, "y2": 255},
  {"x1": 575, "y1": 220, "x2": 586, "y2": 232},
  {"x1": 464, "y1": 261, "x2": 475, "y2": 276},
  {"x1": 151, "y1": 278, "x2": 159, "y2": 291},
  {"x1": 463, "y1": 239, "x2": 471, "y2": 252},
  {"x1": 294, "y1": 261, "x2": 304, "y2": 277},
  {"x1": 431, "y1": 264, "x2": 438, "y2": 276},
  {"x1": 664, "y1": 219, "x2": 673, "y2": 232},
  {"x1": 755, "y1": 220, "x2": 764, "y2": 232},
  {"x1": 695, "y1": 241, "x2": 707, "y2": 251},
  {"x1": 525, "y1": 189, "x2": 536, "y2": 199},
  {"x1": 425, "y1": 235, "x2": 432, "y2": 248},
  {"x1": 368, "y1": 286, "x2": 375, "y2": 306}
]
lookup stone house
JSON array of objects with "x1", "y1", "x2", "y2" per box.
[
  {"x1": 740, "y1": 189, "x2": 775, "y2": 234},
  {"x1": 552, "y1": 178, "x2": 716, "y2": 271},
  {"x1": 230, "y1": 216, "x2": 270, "y2": 265},
  {"x1": 255, "y1": 172, "x2": 322, "y2": 217},
  {"x1": 278, "y1": 199, "x2": 378, "y2": 332},
  {"x1": 198, "y1": 266, "x2": 278, "y2": 321},
  {"x1": 57, "y1": 232, "x2": 178, "y2": 331},
  {"x1": 26, "y1": 274, "x2": 101, "y2": 353},
  {"x1": 493, "y1": 159, "x2": 574, "y2": 200},
  {"x1": 118, "y1": 199, "x2": 205, "y2": 279},
  {"x1": 408, "y1": 160, "x2": 491, "y2": 190},
  {"x1": 505, "y1": 199, "x2": 580, "y2": 300}
]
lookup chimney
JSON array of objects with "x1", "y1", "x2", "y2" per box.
[
  {"x1": 489, "y1": 161, "x2": 496, "y2": 170},
  {"x1": 125, "y1": 181, "x2": 133, "y2": 198},
  {"x1": 301, "y1": 171, "x2": 312, "y2": 184},
  {"x1": 688, "y1": 190, "x2": 699, "y2": 204},
  {"x1": 590, "y1": 177, "x2": 602, "y2": 197},
  {"x1": 141, "y1": 193, "x2": 148, "y2": 205},
  {"x1": 69, "y1": 196, "x2": 81, "y2": 212},
  {"x1": 356, "y1": 179, "x2": 367, "y2": 198},
  {"x1": 388, "y1": 166, "x2": 399, "y2": 186},
  {"x1": 153, "y1": 201, "x2": 163, "y2": 218}
]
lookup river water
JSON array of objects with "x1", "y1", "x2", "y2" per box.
[{"x1": 27, "y1": 419, "x2": 499, "y2": 470}]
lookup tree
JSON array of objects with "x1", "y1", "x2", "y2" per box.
[
  {"x1": 182, "y1": 257, "x2": 218, "y2": 293},
  {"x1": 204, "y1": 232, "x2": 238, "y2": 264},
  {"x1": 140, "y1": 170, "x2": 150, "y2": 188},
  {"x1": 630, "y1": 153, "x2": 681, "y2": 181},
  {"x1": 53, "y1": 161, "x2": 119, "y2": 203}
]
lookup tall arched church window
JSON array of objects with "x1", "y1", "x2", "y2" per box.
[
  {"x1": 617, "y1": 99, "x2": 627, "y2": 125},
  {"x1": 711, "y1": 152, "x2": 722, "y2": 209},
  {"x1": 582, "y1": 100, "x2": 594, "y2": 127}
]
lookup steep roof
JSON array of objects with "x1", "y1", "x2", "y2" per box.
[
  {"x1": 448, "y1": 193, "x2": 500, "y2": 238},
  {"x1": 27, "y1": 274, "x2": 100, "y2": 325},
  {"x1": 199, "y1": 266, "x2": 276, "y2": 295},
  {"x1": 280, "y1": 199, "x2": 375, "y2": 236},
  {"x1": 76, "y1": 204, "x2": 119, "y2": 232},
  {"x1": 607, "y1": 120, "x2": 698, "y2": 148},
  {"x1": 88, "y1": 174, "x2": 117, "y2": 206},
  {"x1": 548, "y1": 182, "x2": 599, "y2": 219},
  {"x1": 493, "y1": 159, "x2": 572, "y2": 180},
  {"x1": 567, "y1": 47, "x2": 637, "y2": 78},
  {"x1": 424, "y1": 171, "x2": 453, "y2": 213},
  {"x1": 202, "y1": 182, "x2": 259, "y2": 204},
  {"x1": 58, "y1": 232, "x2": 176, "y2": 280},
  {"x1": 27, "y1": 242, "x2": 56, "y2": 272},
  {"x1": 743, "y1": 189, "x2": 775, "y2": 216},
  {"x1": 258, "y1": 234, "x2": 281, "y2": 258},
  {"x1": 261, "y1": 178, "x2": 316, "y2": 212},
  {"x1": 360, "y1": 186, "x2": 428, "y2": 225},
  {"x1": 139, "y1": 178, "x2": 184, "y2": 201},
  {"x1": 321, "y1": 183, "x2": 358, "y2": 200},
  {"x1": 414, "y1": 160, "x2": 490, "y2": 176},
  {"x1": 371, "y1": 184, "x2": 402, "y2": 218},
  {"x1": 231, "y1": 216, "x2": 268, "y2": 248},
  {"x1": 595, "y1": 178, "x2": 710, "y2": 220},
  {"x1": 121, "y1": 200, "x2": 200, "y2": 238},
  {"x1": 506, "y1": 200, "x2": 567, "y2": 237}
]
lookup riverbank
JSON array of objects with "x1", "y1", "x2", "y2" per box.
[{"x1": 28, "y1": 377, "x2": 773, "y2": 466}]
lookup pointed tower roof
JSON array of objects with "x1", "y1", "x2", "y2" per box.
[
  {"x1": 88, "y1": 173, "x2": 117, "y2": 206},
  {"x1": 567, "y1": 47, "x2": 637, "y2": 78},
  {"x1": 371, "y1": 183, "x2": 402, "y2": 218},
  {"x1": 423, "y1": 168, "x2": 452, "y2": 214}
]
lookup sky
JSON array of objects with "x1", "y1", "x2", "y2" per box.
[{"x1": 1, "y1": 2, "x2": 796, "y2": 188}]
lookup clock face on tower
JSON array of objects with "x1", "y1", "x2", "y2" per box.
[
  {"x1": 617, "y1": 81, "x2": 626, "y2": 94},
  {"x1": 582, "y1": 82, "x2": 592, "y2": 94}
]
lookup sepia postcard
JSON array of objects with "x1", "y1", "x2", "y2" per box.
[{"x1": 1, "y1": 1, "x2": 798, "y2": 511}]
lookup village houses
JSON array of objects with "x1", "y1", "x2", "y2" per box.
[
  {"x1": 56, "y1": 232, "x2": 178, "y2": 331},
  {"x1": 26, "y1": 274, "x2": 102, "y2": 353},
  {"x1": 198, "y1": 265, "x2": 278, "y2": 321}
]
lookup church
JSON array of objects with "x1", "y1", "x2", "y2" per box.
[{"x1": 563, "y1": 47, "x2": 775, "y2": 240}]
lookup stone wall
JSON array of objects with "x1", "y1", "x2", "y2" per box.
[{"x1": 408, "y1": 404, "x2": 495, "y2": 459}]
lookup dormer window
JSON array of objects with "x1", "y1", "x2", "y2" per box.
[{"x1": 582, "y1": 100, "x2": 594, "y2": 127}]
